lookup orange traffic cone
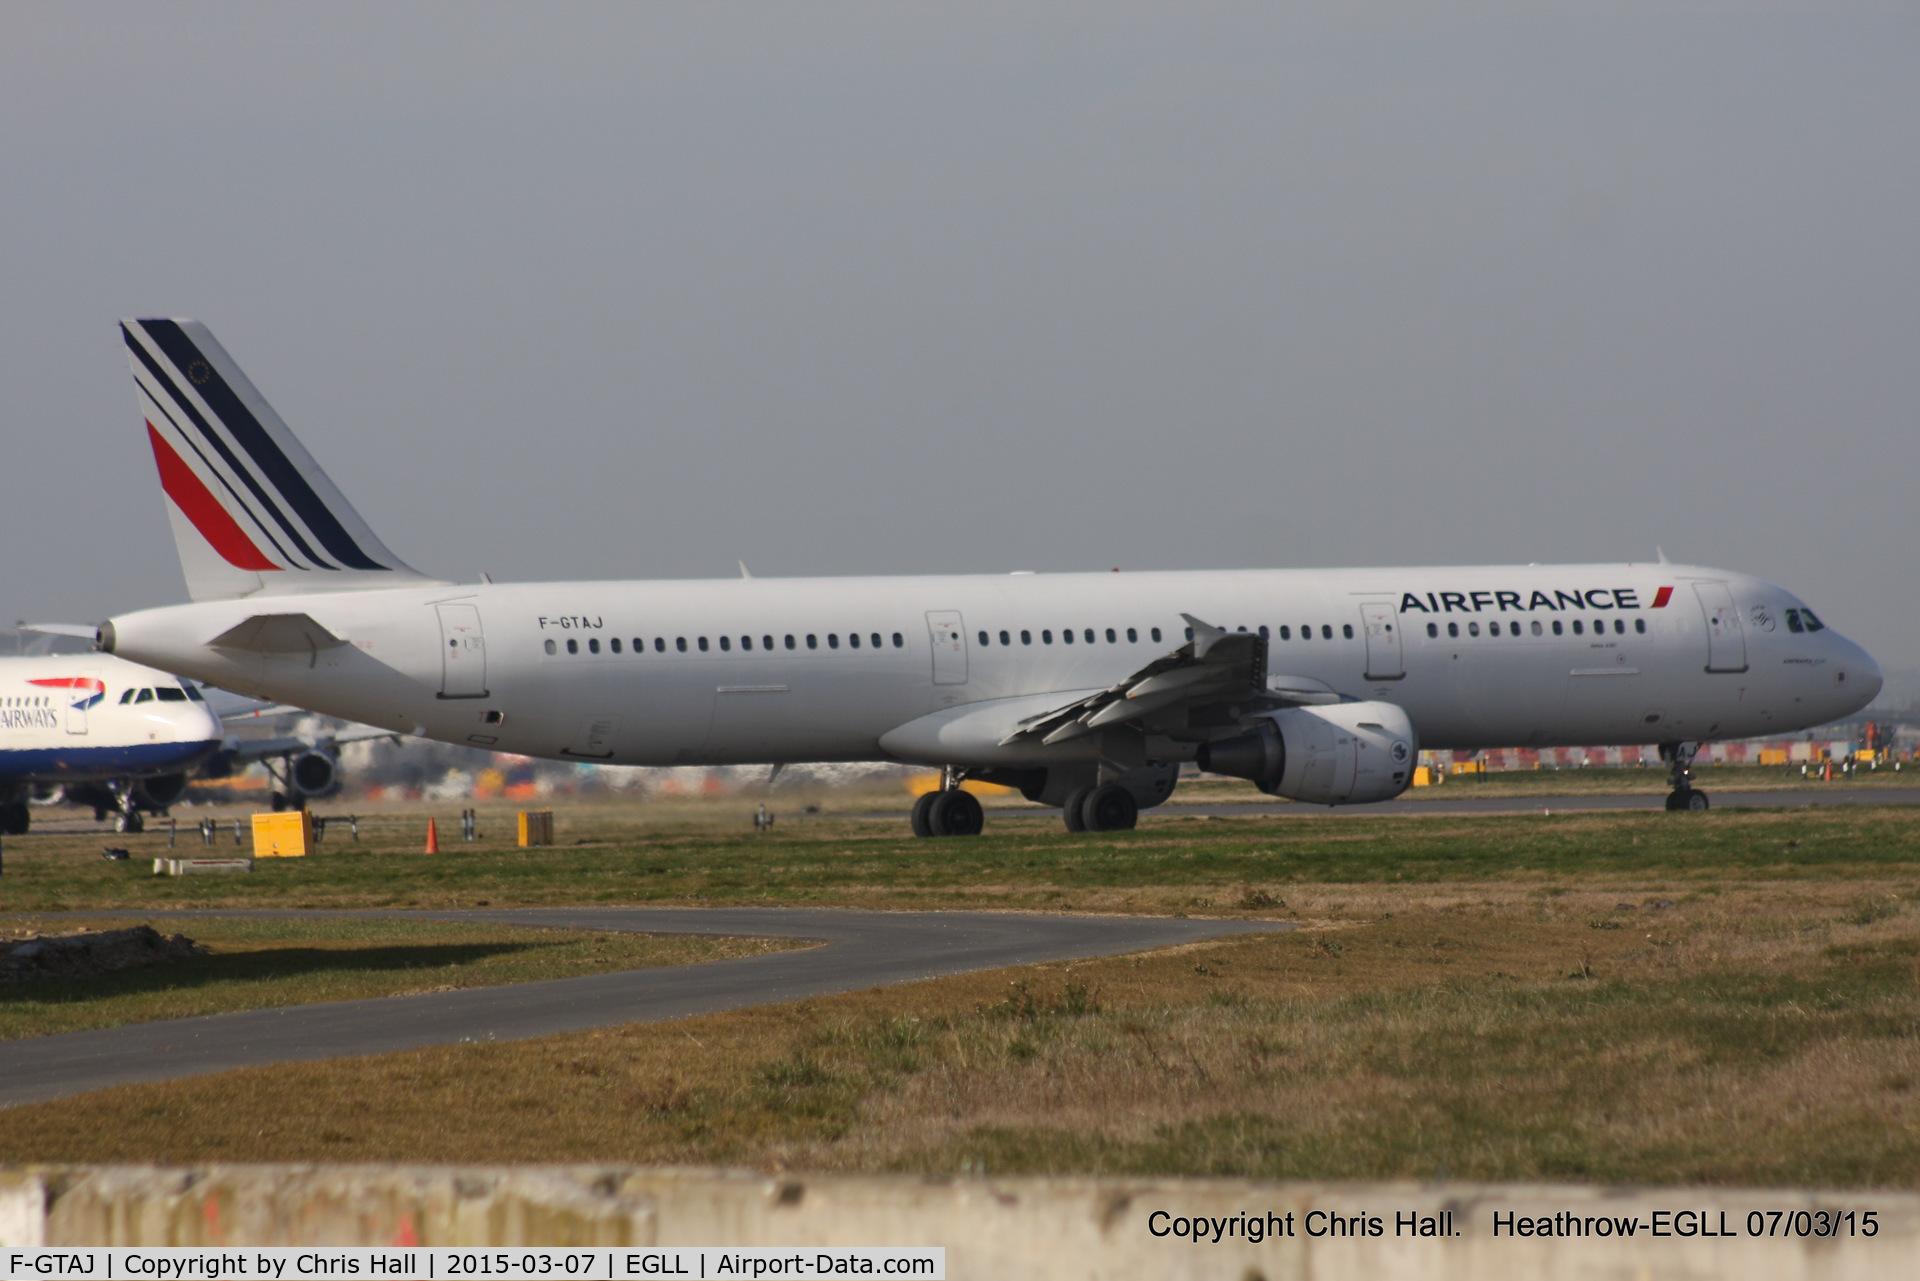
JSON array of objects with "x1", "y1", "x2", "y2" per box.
[{"x1": 425, "y1": 818, "x2": 439, "y2": 854}]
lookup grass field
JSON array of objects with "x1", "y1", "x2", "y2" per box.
[
  {"x1": 0, "y1": 795, "x2": 1914, "y2": 1185},
  {"x1": 0, "y1": 917, "x2": 798, "y2": 1039},
  {"x1": 2, "y1": 800, "x2": 1917, "y2": 913}
]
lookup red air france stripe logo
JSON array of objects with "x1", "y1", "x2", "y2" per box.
[
  {"x1": 1651, "y1": 586, "x2": 1673, "y2": 608},
  {"x1": 29, "y1": 676, "x2": 106, "y2": 711},
  {"x1": 146, "y1": 421, "x2": 281, "y2": 571}
]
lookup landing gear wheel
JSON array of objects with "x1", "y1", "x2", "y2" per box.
[
  {"x1": 1665, "y1": 788, "x2": 1710, "y2": 812},
  {"x1": 1081, "y1": 783, "x2": 1139, "y2": 833},
  {"x1": 929, "y1": 789, "x2": 985, "y2": 837},
  {"x1": 910, "y1": 791, "x2": 938, "y2": 838},
  {"x1": 1061, "y1": 786, "x2": 1094, "y2": 833},
  {"x1": 1685, "y1": 790, "x2": 1710, "y2": 812},
  {"x1": 114, "y1": 809, "x2": 145, "y2": 834}
]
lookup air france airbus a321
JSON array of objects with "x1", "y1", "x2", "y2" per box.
[{"x1": 96, "y1": 320, "x2": 1881, "y2": 835}]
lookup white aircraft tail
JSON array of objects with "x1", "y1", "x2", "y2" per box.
[{"x1": 121, "y1": 319, "x2": 437, "y2": 601}]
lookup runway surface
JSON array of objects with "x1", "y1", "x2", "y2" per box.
[
  {"x1": 866, "y1": 787, "x2": 1920, "y2": 824},
  {"x1": 0, "y1": 907, "x2": 1287, "y2": 1110}
]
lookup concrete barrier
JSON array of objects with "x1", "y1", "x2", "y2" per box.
[{"x1": 3, "y1": 1165, "x2": 1915, "y2": 1279}]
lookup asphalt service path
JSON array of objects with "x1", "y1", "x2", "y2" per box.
[{"x1": 0, "y1": 907, "x2": 1288, "y2": 1110}]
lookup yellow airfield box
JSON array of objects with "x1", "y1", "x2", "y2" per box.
[
  {"x1": 251, "y1": 810, "x2": 314, "y2": 858},
  {"x1": 518, "y1": 810, "x2": 554, "y2": 847}
]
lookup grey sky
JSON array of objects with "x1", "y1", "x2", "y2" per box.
[{"x1": 4, "y1": 4, "x2": 1917, "y2": 678}]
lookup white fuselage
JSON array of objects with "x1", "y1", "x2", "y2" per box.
[
  {"x1": 102, "y1": 562, "x2": 1880, "y2": 771},
  {"x1": 0, "y1": 654, "x2": 222, "y2": 787}
]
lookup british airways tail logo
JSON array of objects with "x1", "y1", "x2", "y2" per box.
[{"x1": 29, "y1": 676, "x2": 106, "y2": 711}]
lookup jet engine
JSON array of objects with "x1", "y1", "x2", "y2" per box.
[
  {"x1": 1195, "y1": 701, "x2": 1417, "y2": 805},
  {"x1": 132, "y1": 772, "x2": 191, "y2": 810},
  {"x1": 288, "y1": 749, "x2": 340, "y2": 799}
]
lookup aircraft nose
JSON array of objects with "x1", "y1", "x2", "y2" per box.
[{"x1": 1836, "y1": 636, "x2": 1882, "y2": 713}]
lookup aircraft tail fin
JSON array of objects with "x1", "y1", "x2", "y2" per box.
[{"x1": 121, "y1": 319, "x2": 438, "y2": 601}]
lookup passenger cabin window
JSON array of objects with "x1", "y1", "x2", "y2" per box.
[
  {"x1": 893, "y1": 633, "x2": 904, "y2": 648},
  {"x1": 698, "y1": 637, "x2": 710, "y2": 651},
  {"x1": 807, "y1": 634, "x2": 818, "y2": 649},
  {"x1": 1084, "y1": 629, "x2": 1094, "y2": 644},
  {"x1": 1447, "y1": 623, "x2": 1459, "y2": 639},
  {"x1": 719, "y1": 636, "x2": 730, "y2": 651},
  {"x1": 1552, "y1": 620, "x2": 1563, "y2": 635},
  {"x1": 1531, "y1": 621, "x2": 1543, "y2": 636},
  {"x1": 1572, "y1": 620, "x2": 1584, "y2": 635},
  {"x1": 828, "y1": 634, "x2": 839, "y2": 649},
  {"x1": 1467, "y1": 622, "x2": 1480, "y2": 637},
  {"x1": 1280, "y1": 626, "x2": 1292, "y2": 640},
  {"x1": 610, "y1": 639, "x2": 622, "y2": 654},
  {"x1": 589, "y1": 638, "x2": 601, "y2": 654},
  {"x1": 1321, "y1": 625, "x2": 1333, "y2": 640},
  {"x1": 1062, "y1": 629, "x2": 1073, "y2": 644},
  {"x1": 633, "y1": 638, "x2": 644, "y2": 652},
  {"x1": 676, "y1": 637, "x2": 688, "y2": 652},
  {"x1": 848, "y1": 633, "x2": 860, "y2": 649},
  {"x1": 978, "y1": 631, "x2": 989, "y2": 646},
  {"x1": 740, "y1": 636, "x2": 752, "y2": 650},
  {"x1": 1342, "y1": 624, "x2": 1353, "y2": 639},
  {"x1": 1021, "y1": 630, "x2": 1032, "y2": 645},
  {"x1": 1150, "y1": 627, "x2": 1161, "y2": 642},
  {"x1": 1042, "y1": 630, "x2": 1053, "y2": 644},
  {"x1": 567, "y1": 639, "x2": 579, "y2": 654},
  {"x1": 1127, "y1": 628, "x2": 1138, "y2": 642},
  {"x1": 1107, "y1": 628, "x2": 1117, "y2": 643},
  {"x1": 657, "y1": 638, "x2": 668, "y2": 652},
  {"x1": 764, "y1": 635, "x2": 774, "y2": 650},
  {"x1": 786, "y1": 635, "x2": 796, "y2": 649},
  {"x1": 1426, "y1": 623, "x2": 1437, "y2": 639},
  {"x1": 999, "y1": 630, "x2": 1010, "y2": 646},
  {"x1": 1614, "y1": 619, "x2": 1625, "y2": 635},
  {"x1": 1258, "y1": 625, "x2": 1269, "y2": 639},
  {"x1": 1634, "y1": 619, "x2": 1646, "y2": 634}
]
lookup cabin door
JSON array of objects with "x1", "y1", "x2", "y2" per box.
[
  {"x1": 927, "y1": 611, "x2": 968, "y2": 685},
  {"x1": 1692, "y1": 583, "x2": 1748, "y2": 673},
  {"x1": 1359, "y1": 602, "x2": 1404, "y2": 680},
  {"x1": 436, "y1": 604, "x2": 489, "y2": 698}
]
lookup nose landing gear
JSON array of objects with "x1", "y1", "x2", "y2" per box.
[{"x1": 1660, "y1": 742, "x2": 1709, "y2": 811}]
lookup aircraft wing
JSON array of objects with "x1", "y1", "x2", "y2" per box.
[{"x1": 997, "y1": 613, "x2": 1339, "y2": 748}]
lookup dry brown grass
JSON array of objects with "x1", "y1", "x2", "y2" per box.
[{"x1": 5, "y1": 879, "x2": 1915, "y2": 1186}]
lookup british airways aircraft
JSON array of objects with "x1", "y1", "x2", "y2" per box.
[
  {"x1": 0, "y1": 653, "x2": 222, "y2": 834},
  {"x1": 97, "y1": 320, "x2": 1882, "y2": 836}
]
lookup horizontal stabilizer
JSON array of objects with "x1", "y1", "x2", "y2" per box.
[{"x1": 207, "y1": 613, "x2": 346, "y2": 654}]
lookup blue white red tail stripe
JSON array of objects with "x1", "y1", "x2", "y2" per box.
[{"x1": 122, "y1": 318, "x2": 433, "y2": 600}]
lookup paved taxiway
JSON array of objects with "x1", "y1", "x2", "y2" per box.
[
  {"x1": 0, "y1": 907, "x2": 1287, "y2": 1110},
  {"x1": 860, "y1": 787, "x2": 1920, "y2": 823}
]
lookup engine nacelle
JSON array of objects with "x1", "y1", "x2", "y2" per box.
[
  {"x1": 133, "y1": 772, "x2": 190, "y2": 810},
  {"x1": 289, "y1": 749, "x2": 340, "y2": 798},
  {"x1": 1196, "y1": 701, "x2": 1418, "y2": 805}
]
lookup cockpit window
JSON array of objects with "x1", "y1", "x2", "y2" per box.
[
  {"x1": 118, "y1": 689, "x2": 134, "y2": 704},
  {"x1": 134, "y1": 689, "x2": 154, "y2": 703},
  {"x1": 156, "y1": 687, "x2": 188, "y2": 702},
  {"x1": 182, "y1": 684, "x2": 205, "y2": 701},
  {"x1": 1786, "y1": 609, "x2": 1804, "y2": 633},
  {"x1": 1801, "y1": 608, "x2": 1825, "y2": 632}
]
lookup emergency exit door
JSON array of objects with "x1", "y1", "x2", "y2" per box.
[
  {"x1": 1360, "y1": 602, "x2": 1404, "y2": 680},
  {"x1": 926, "y1": 611, "x2": 968, "y2": 685},
  {"x1": 436, "y1": 604, "x2": 489, "y2": 697},
  {"x1": 1692, "y1": 582, "x2": 1748, "y2": 673}
]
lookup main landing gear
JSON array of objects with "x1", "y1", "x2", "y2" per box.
[
  {"x1": 1660, "y1": 741, "x2": 1710, "y2": 811},
  {"x1": 910, "y1": 768, "x2": 985, "y2": 838},
  {"x1": 1061, "y1": 783, "x2": 1138, "y2": 833}
]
